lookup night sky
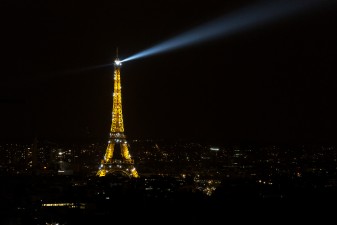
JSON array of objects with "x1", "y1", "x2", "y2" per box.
[{"x1": 1, "y1": 0, "x2": 337, "y2": 144}]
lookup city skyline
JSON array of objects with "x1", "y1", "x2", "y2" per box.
[{"x1": 1, "y1": 0, "x2": 337, "y2": 144}]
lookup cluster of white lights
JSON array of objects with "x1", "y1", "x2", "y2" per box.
[{"x1": 114, "y1": 59, "x2": 122, "y2": 66}]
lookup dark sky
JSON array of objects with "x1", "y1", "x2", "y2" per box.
[{"x1": 1, "y1": 0, "x2": 337, "y2": 144}]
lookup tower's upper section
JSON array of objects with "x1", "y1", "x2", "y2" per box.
[
  {"x1": 114, "y1": 48, "x2": 122, "y2": 68},
  {"x1": 110, "y1": 51, "x2": 125, "y2": 134}
]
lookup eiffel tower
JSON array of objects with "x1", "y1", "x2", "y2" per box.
[{"x1": 97, "y1": 51, "x2": 139, "y2": 178}]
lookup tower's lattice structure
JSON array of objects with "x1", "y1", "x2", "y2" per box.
[{"x1": 97, "y1": 55, "x2": 139, "y2": 178}]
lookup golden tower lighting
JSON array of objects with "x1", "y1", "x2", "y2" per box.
[{"x1": 96, "y1": 52, "x2": 139, "y2": 178}]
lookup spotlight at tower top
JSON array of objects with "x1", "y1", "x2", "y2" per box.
[{"x1": 114, "y1": 59, "x2": 122, "y2": 67}]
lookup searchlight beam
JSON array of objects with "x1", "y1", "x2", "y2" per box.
[{"x1": 121, "y1": 0, "x2": 336, "y2": 63}]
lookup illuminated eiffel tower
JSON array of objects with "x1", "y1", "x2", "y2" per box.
[{"x1": 97, "y1": 51, "x2": 139, "y2": 178}]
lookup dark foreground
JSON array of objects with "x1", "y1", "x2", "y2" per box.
[{"x1": 0, "y1": 174, "x2": 336, "y2": 224}]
